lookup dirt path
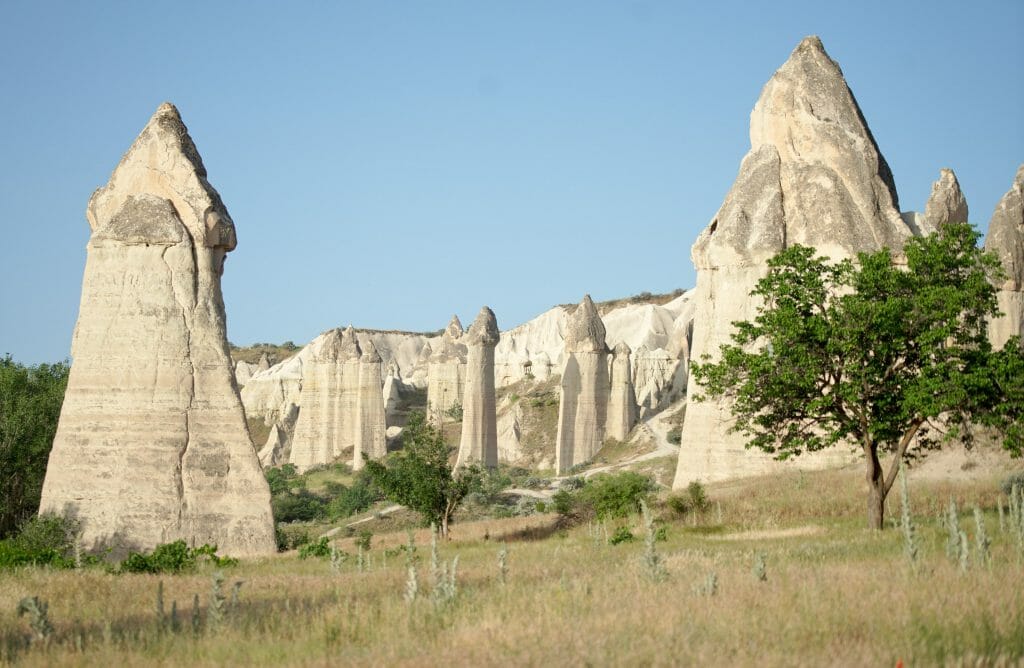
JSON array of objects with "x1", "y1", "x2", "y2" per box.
[{"x1": 578, "y1": 408, "x2": 680, "y2": 480}]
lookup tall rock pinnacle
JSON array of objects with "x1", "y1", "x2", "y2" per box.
[
  {"x1": 673, "y1": 37, "x2": 916, "y2": 489},
  {"x1": 985, "y1": 165, "x2": 1024, "y2": 349},
  {"x1": 556, "y1": 295, "x2": 610, "y2": 474},
  {"x1": 924, "y1": 168, "x2": 969, "y2": 230},
  {"x1": 456, "y1": 307, "x2": 500, "y2": 469},
  {"x1": 39, "y1": 103, "x2": 276, "y2": 556}
]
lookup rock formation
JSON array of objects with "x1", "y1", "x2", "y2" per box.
[
  {"x1": 923, "y1": 168, "x2": 969, "y2": 231},
  {"x1": 673, "y1": 36, "x2": 919, "y2": 488},
  {"x1": 606, "y1": 342, "x2": 637, "y2": 441},
  {"x1": 288, "y1": 328, "x2": 362, "y2": 471},
  {"x1": 556, "y1": 296, "x2": 610, "y2": 474},
  {"x1": 257, "y1": 402, "x2": 299, "y2": 467},
  {"x1": 257, "y1": 352, "x2": 271, "y2": 371},
  {"x1": 986, "y1": 165, "x2": 1024, "y2": 349},
  {"x1": 234, "y1": 360, "x2": 256, "y2": 386},
  {"x1": 353, "y1": 340, "x2": 387, "y2": 470},
  {"x1": 456, "y1": 307, "x2": 500, "y2": 468},
  {"x1": 38, "y1": 103, "x2": 275, "y2": 556},
  {"x1": 426, "y1": 315, "x2": 466, "y2": 424}
]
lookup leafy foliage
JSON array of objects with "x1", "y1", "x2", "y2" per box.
[
  {"x1": 119, "y1": 540, "x2": 237, "y2": 573},
  {"x1": 0, "y1": 356, "x2": 69, "y2": 538},
  {"x1": 552, "y1": 471, "x2": 656, "y2": 522},
  {"x1": 0, "y1": 514, "x2": 80, "y2": 569},
  {"x1": 364, "y1": 412, "x2": 481, "y2": 536},
  {"x1": 266, "y1": 464, "x2": 382, "y2": 525},
  {"x1": 692, "y1": 223, "x2": 1023, "y2": 527},
  {"x1": 578, "y1": 471, "x2": 657, "y2": 519}
]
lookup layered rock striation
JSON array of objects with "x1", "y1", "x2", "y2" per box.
[
  {"x1": 293, "y1": 329, "x2": 356, "y2": 469},
  {"x1": 986, "y1": 165, "x2": 1024, "y2": 349},
  {"x1": 456, "y1": 307, "x2": 500, "y2": 469},
  {"x1": 38, "y1": 103, "x2": 275, "y2": 556},
  {"x1": 673, "y1": 37, "x2": 919, "y2": 488},
  {"x1": 426, "y1": 316, "x2": 467, "y2": 424},
  {"x1": 606, "y1": 342, "x2": 637, "y2": 442},
  {"x1": 556, "y1": 296, "x2": 610, "y2": 474},
  {"x1": 353, "y1": 340, "x2": 387, "y2": 470}
]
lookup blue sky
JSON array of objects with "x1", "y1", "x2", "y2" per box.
[{"x1": 1, "y1": 1, "x2": 1021, "y2": 363}]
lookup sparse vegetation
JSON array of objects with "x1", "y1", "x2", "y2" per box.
[{"x1": 1, "y1": 469, "x2": 1023, "y2": 664}]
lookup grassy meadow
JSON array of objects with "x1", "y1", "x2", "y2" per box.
[{"x1": 2, "y1": 467, "x2": 1023, "y2": 666}]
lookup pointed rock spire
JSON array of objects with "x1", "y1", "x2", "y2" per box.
[
  {"x1": 924, "y1": 168, "x2": 969, "y2": 231},
  {"x1": 564, "y1": 295, "x2": 608, "y2": 353},
  {"x1": 39, "y1": 103, "x2": 275, "y2": 556},
  {"x1": 556, "y1": 296, "x2": 610, "y2": 473},
  {"x1": 675, "y1": 36, "x2": 901, "y2": 490}
]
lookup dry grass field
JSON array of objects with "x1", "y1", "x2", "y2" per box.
[{"x1": 2, "y1": 467, "x2": 1023, "y2": 666}]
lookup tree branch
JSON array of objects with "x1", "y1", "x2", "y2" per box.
[{"x1": 883, "y1": 419, "x2": 923, "y2": 495}]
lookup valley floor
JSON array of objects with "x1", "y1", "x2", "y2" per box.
[{"x1": 2, "y1": 467, "x2": 1023, "y2": 666}]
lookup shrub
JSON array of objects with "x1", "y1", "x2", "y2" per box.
[
  {"x1": 272, "y1": 488, "x2": 327, "y2": 523},
  {"x1": 120, "y1": 540, "x2": 236, "y2": 573},
  {"x1": 578, "y1": 472, "x2": 656, "y2": 520},
  {"x1": 686, "y1": 481, "x2": 709, "y2": 512},
  {"x1": 609, "y1": 526, "x2": 635, "y2": 545},
  {"x1": 666, "y1": 427, "x2": 682, "y2": 445},
  {"x1": 299, "y1": 537, "x2": 333, "y2": 560},
  {"x1": 1000, "y1": 471, "x2": 1024, "y2": 495},
  {"x1": 0, "y1": 514, "x2": 79, "y2": 570}
]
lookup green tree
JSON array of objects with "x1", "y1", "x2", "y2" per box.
[
  {"x1": 0, "y1": 356, "x2": 69, "y2": 538},
  {"x1": 364, "y1": 411, "x2": 480, "y2": 537},
  {"x1": 693, "y1": 223, "x2": 1023, "y2": 529}
]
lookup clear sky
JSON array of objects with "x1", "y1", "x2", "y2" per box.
[{"x1": 1, "y1": 1, "x2": 1022, "y2": 364}]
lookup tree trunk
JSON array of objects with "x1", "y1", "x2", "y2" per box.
[
  {"x1": 865, "y1": 443, "x2": 886, "y2": 530},
  {"x1": 441, "y1": 511, "x2": 450, "y2": 539}
]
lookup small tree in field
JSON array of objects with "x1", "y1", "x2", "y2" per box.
[
  {"x1": 364, "y1": 412, "x2": 481, "y2": 537},
  {"x1": 693, "y1": 222, "x2": 1023, "y2": 529}
]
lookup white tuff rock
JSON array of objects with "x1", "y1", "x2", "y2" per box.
[
  {"x1": 456, "y1": 307, "x2": 500, "y2": 469},
  {"x1": 673, "y1": 37, "x2": 918, "y2": 489},
  {"x1": 986, "y1": 165, "x2": 1024, "y2": 349},
  {"x1": 39, "y1": 103, "x2": 275, "y2": 556}
]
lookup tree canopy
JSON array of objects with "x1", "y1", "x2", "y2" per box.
[
  {"x1": 693, "y1": 222, "x2": 1023, "y2": 529},
  {"x1": 0, "y1": 356, "x2": 69, "y2": 538},
  {"x1": 364, "y1": 411, "x2": 480, "y2": 537}
]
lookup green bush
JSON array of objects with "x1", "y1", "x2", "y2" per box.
[
  {"x1": 666, "y1": 427, "x2": 682, "y2": 445},
  {"x1": 0, "y1": 514, "x2": 79, "y2": 570},
  {"x1": 325, "y1": 470, "x2": 383, "y2": 521},
  {"x1": 272, "y1": 488, "x2": 327, "y2": 523},
  {"x1": 578, "y1": 472, "x2": 656, "y2": 519},
  {"x1": 299, "y1": 537, "x2": 332, "y2": 560},
  {"x1": 609, "y1": 526, "x2": 635, "y2": 545},
  {"x1": 119, "y1": 540, "x2": 236, "y2": 573}
]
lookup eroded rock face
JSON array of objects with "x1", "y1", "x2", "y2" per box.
[
  {"x1": 456, "y1": 307, "x2": 500, "y2": 468},
  {"x1": 606, "y1": 342, "x2": 637, "y2": 442},
  {"x1": 673, "y1": 37, "x2": 917, "y2": 489},
  {"x1": 288, "y1": 328, "x2": 358, "y2": 471},
  {"x1": 556, "y1": 296, "x2": 610, "y2": 474},
  {"x1": 426, "y1": 315, "x2": 466, "y2": 424},
  {"x1": 257, "y1": 402, "x2": 299, "y2": 467},
  {"x1": 986, "y1": 165, "x2": 1024, "y2": 349},
  {"x1": 924, "y1": 168, "x2": 969, "y2": 231},
  {"x1": 39, "y1": 103, "x2": 275, "y2": 556},
  {"x1": 353, "y1": 341, "x2": 387, "y2": 470}
]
